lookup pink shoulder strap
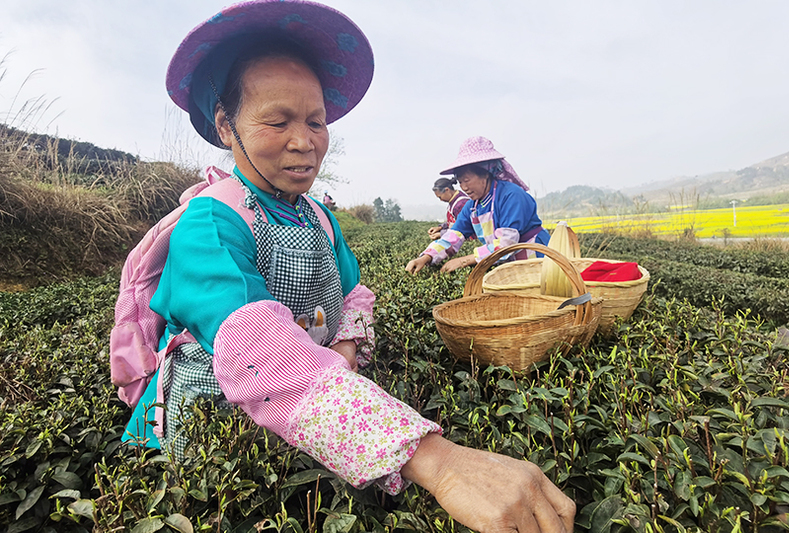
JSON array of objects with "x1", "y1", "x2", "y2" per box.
[
  {"x1": 197, "y1": 178, "x2": 255, "y2": 233},
  {"x1": 304, "y1": 196, "x2": 336, "y2": 245}
]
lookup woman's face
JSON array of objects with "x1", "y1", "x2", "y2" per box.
[
  {"x1": 434, "y1": 187, "x2": 454, "y2": 202},
  {"x1": 216, "y1": 56, "x2": 329, "y2": 202},
  {"x1": 456, "y1": 169, "x2": 490, "y2": 201}
]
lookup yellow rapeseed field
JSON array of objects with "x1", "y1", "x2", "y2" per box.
[{"x1": 546, "y1": 203, "x2": 789, "y2": 238}]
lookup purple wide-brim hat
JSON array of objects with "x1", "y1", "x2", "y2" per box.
[
  {"x1": 166, "y1": 0, "x2": 374, "y2": 145},
  {"x1": 439, "y1": 136, "x2": 506, "y2": 175}
]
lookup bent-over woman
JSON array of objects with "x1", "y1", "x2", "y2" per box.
[
  {"x1": 407, "y1": 136, "x2": 550, "y2": 274},
  {"x1": 427, "y1": 177, "x2": 470, "y2": 240},
  {"x1": 121, "y1": 2, "x2": 573, "y2": 531}
]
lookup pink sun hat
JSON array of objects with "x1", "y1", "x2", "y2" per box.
[
  {"x1": 439, "y1": 136, "x2": 529, "y2": 192},
  {"x1": 166, "y1": 0, "x2": 374, "y2": 147}
]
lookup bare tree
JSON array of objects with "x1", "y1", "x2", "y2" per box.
[{"x1": 312, "y1": 129, "x2": 347, "y2": 193}]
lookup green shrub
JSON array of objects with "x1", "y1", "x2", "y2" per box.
[{"x1": 2, "y1": 223, "x2": 789, "y2": 532}]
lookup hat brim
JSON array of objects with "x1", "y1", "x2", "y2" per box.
[
  {"x1": 167, "y1": 0, "x2": 374, "y2": 147},
  {"x1": 439, "y1": 151, "x2": 506, "y2": 175}
]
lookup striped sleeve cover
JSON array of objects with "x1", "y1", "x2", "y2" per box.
[{"x1": 212, "y1": 300, "x2": 441, "y2": 494}]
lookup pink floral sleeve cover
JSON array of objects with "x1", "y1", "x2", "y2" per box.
[
  {"x1": 330, "y1": 284, "x2": 376, "y2": 367},
  {"x1": 213, "y1": 300, "x2": 442, "y2": 494}
]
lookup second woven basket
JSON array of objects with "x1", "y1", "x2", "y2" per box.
[
  {"x1": 432, "y1": 243, "x2": 603, "y2": 371},
  {"x1": 483, "y1": 257, "x2": 649, "y2": 334}
]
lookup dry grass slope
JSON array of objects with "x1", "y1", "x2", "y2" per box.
[{"x1": 0, "y1": 126, "x2": 200, "y2": 287}]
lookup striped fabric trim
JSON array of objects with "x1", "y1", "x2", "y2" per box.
[
  {"x1": 422, "y1": 229, "x2": 466, "y2": 264},
  {"x1": 213, "y1": 300, "x2": 349, "y2": 437},
  {"x1": 474, "y1": 227, "x2": 520, "y2": 260}
]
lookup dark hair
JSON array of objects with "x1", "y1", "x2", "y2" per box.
[
  {"x1": 219, "y1": 34, "x2": 321, "y2": 121},
  {"x1": 432, "y1": 177, "x2": 456, "y2": 191},
  {"x1": 454, "y1": 164, "x2": 491, "y2": 180}
]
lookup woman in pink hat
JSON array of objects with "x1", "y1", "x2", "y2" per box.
[
  {"x1": 407, "y1": 137, "x2": 550, "y2": 274},
  {"x1": 120, "y1": 2, "x2": 573, "y2": 531},
  {"x1": 427, "y1": 177, "x2": 471, "y2": 240}
]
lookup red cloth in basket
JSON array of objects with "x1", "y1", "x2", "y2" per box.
[{"x1": 581, "y1": 261, "x2": 641, "y2": 282}]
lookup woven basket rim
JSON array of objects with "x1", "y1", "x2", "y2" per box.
[
  {"x1": 432, "y1": 292, "x2": 604, "y2": 328},
  {"x1": 483, "y1": 257, "x2": 650, "y2": 290}
]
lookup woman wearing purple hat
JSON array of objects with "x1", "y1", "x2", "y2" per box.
[
  {"x1": 406, "y1": 137, "x2": 551, "y2": 274},
  {"x1": 123, "y1": 1, "x2": 573, "y2": 531}
]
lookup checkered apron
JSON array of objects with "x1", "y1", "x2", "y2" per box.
[{"x1": 162, "y1": 184, "x2": 343, "y2": 459}]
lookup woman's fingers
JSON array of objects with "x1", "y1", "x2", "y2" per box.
[
  {"x1": 403, "y1": 437, "x2": 575, "y2": 533},
  {"x1": 406, "y1": 256, "x2": 430, "y2": 274},
  {"x1": 539, "y1": 470, "x2": 576, "y2": 532},
  {"x1": 529, "y1": 490, "x2": 569, "y2": 533}
]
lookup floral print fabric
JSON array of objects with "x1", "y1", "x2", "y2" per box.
[{"x1": 284, "y1": 365, "x2": 442, "y2": 494}]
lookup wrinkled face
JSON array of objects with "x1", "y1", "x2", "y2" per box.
[
  {"x1": 456, "y1": 169, "x2": 490, "y2": 201},
  {"x1": 434, "y1": 187, "x2": 454, "y2": 202},
  {"x1": 216, "y1": 56, "x2": 329, "y2": 202}
]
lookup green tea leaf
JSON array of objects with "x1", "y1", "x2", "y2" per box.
[
  {"x1": 279, "y1": 469, "x2": 327, "y2": 490},
  {"x1": 628, "y1": 434, "x2": 660, "y2": 459},
  {"x1": 667, "y1": 435, "x2": 688, "y2": 457},
  {"x1": 50, "y1": 489, "x2": 81, "y2": 500},
  {"x1": 24, "y1": 440, "x2": 41, "y2": 459},
  {"x1": 617, "y1": 452, "x2": 650, "y2": 466},
  {"x1": 187, "y1": 489, "x2": 207, "y2": 502},
  {"x1": 51, "y1": 471, "x2": 82, "y2": 489},
  {"x1": 131, "y1": 517, "x2": 164, "y2": 533},
  {"x1": 694, "y1": 476, "x2": 717, "y2": 488},
  {"x1": 524, "y1": 415, "x2": 553, "y2": 436},
  {"x1": 7, "y1": 516, "x2": 41, "y2": 533},
  {"x1": 164, "y1": 514, "x2": 193, "y2": 533},
  {"x1": 323, "y1": 512, "x2": 357, "y2": 533},
  {"x1": 752, "y1": 397, "x2": 789, "y2": 409},
  {"x1": 496, "y1": 405, "x2": 513, "y2": 416},
  {"x1": 674, "y1": 470, "x2": 691, "y2": 501},
  {"x1": 751, "y1": 493, "x2": 767, "y2": 507},
  {"x1": 15, "y1": 485, "x2": 44, "y2": 520},
  {"x1": 593, "y1": 366, "x2": 615, "y2": 379},
  {"x1": 497, "y1": 379, "x2": 518, "y2": 391},
  {"x1": 590, "y1": 495, "x2": 624, "y2": 533},
  {"x1": 67, "y1": 499, "x2": 95, "y2": 520}
]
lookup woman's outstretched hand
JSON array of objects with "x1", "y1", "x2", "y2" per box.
[
  {"x1": 330, "y1": 340, "x2": 358, "y2": 372},
  {"x1": 440, "y1": 254, "x2": 475, "y2": 273},
  {"x1": 405, "y1": 255, "x2": 432, "y2": 275},
  {"x1": 402, "y1": 434, "x2": 575, "y2": 533},
  {"x1": 427, "y1": 226, "x2": 443, "y2": 240}
]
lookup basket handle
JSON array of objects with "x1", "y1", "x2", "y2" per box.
[{"x1": 464, "y1": 243, "x2": 588, "y2": 298}]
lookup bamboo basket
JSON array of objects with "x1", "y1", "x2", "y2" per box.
[
  {"x1": 432, "y1": 243, "x2": 603, "y2": 371},
  {"x1": 483, "y1": 257, "x2": 650, "y2": 334}
]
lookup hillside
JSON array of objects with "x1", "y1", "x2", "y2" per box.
[
  {"x1": 537, "y1": 185, "x2": 634, "y2": 218},
  {"x1": 535, "y1": 149, "x2": 789, "y2": 217},
  {"x1": 622, "y1": 150, "x2": 789, "y2": 207}
]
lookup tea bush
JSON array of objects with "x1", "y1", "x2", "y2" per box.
[
  {"x1": 2, "y1": 223, "x2": 789, "y2": 532},
  {"x1": 579, "y1": 234, "x2": 789, "y2": 326}
]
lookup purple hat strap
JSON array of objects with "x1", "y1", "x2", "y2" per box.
[{"x1": 477, "y1": 159, "x2": 529, "y2": 192}]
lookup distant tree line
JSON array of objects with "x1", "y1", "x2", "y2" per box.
[{"x1": 373, "y1": 197, "x2": 402, "y2": 222}]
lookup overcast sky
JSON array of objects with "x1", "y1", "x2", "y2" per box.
[{"x1": 3, "y1": 1, "x2": 789, "y2": 215}]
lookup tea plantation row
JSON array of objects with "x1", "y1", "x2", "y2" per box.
[{"x1": 1, "y1": 225, "x2": 788, "y2": 533}]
